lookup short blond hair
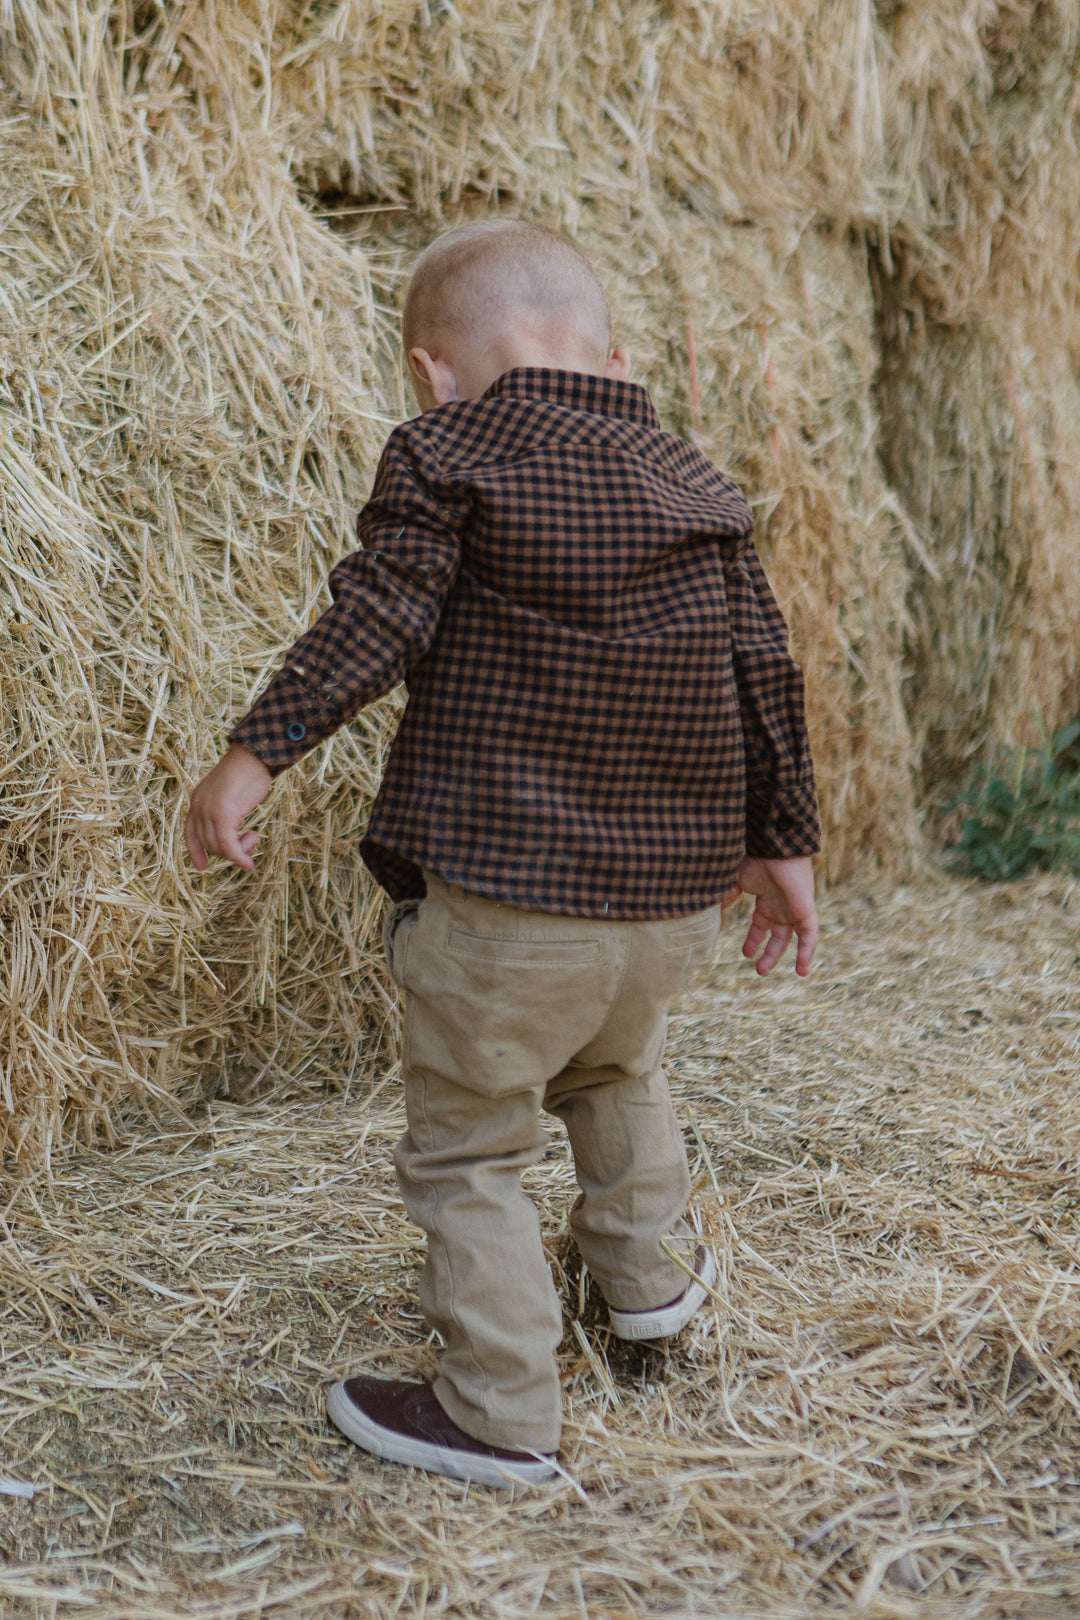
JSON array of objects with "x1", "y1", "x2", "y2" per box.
[{"x1": 402, "y1": 219, "x2": 612, "y2": 361}]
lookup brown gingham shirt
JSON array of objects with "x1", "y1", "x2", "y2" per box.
[{"x1": 231, "y1": 368, "x2": 820, "y2": 917}]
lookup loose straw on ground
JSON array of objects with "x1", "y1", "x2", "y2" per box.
[{"x1": 0, "y1": 874, "x2": 1076, "y2": 1615}]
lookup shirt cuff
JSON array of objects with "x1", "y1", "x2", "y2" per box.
[
  {"x1": 228, "y1": 669, "x2": 331, "y2": 776},
  {"x1": 744, "y1": 780, "x2": 822, "y2": 859}
]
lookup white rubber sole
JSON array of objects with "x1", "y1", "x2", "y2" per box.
[
  {"x1": 608, "y1": 1247, "x2": 718, "y2": 1340},
  {"x1": 326, "y1": 1382, "x2": 556, "y2": 1488}
]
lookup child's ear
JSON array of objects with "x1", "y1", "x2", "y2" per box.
[
  {"x1": 407, "y1": 347, "x2": 460, "y2": 409},
  {"x1": 604, "y1": 345, "x2": 632, "y2": 383}
]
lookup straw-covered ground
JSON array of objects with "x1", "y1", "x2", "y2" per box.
[{"x1": 0, "y1": 867, "x2": 1077, "y2": 1619}]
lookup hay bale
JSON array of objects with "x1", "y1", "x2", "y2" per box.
[
  {"x1": 872, "y1": 2, "x2": 1080, "y2": 795},
  {"x1": 0, "y1": 8, "x2": 395, "y2": 1162},
  {"x1": 874, "y1": 311, "x2": 1080, "y2": 798},
  {"x1": 878, "y1": 0, "x2": 1080, "y2": 330},
  {"x1": 272, "y1": 0, "x2": 892, "y2": 226},
  {"x1": 1, "y1": 0, "x2": 1079, "y2": 1162}
]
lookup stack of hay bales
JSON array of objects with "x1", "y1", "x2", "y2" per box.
[
  {"x1": 272, "y1": 0, "x2": 1080, "y2": 800},
  {"x1": 874, "y1": 0, "x2": 1080, "y2": 792},
  {"x1": 0, "y1": 1, "x2": 1077, "y2": 1164}
]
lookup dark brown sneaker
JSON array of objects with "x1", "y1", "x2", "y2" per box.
[{"x1": 326, "y1": 1376, "x2": 556, "y2": 1487}]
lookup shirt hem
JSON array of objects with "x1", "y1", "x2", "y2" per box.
[{"x1": 361, "y1": 834, "x2": 741, "y2": 921}]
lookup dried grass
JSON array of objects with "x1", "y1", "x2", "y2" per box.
[
  {"x1": 874, "y1": 0, "x2": 1080, "y2": 793},
  {"x1": 0, "y1": 3, "x2": 1078, "y2": 1157},
  {"x1": 879, "y1": 0, "x2": 1080, "y2": 330},
  {"x1": 0, "y1": 873, "x2": 1077, "y2": 1616},
  {"x1": 0, "y1": 7, "x2": 400, "y2": 1163},
  {"x1": 874, "y1": 317, "x2": 1080, "y2": 802}
]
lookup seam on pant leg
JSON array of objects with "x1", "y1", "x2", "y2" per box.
[
  {"x1": 407, "y1": 886, "x2": 490, "y2": 1400},
  {"x1": 413, "y1": 1065, "x2": 489, "y2": 1405}
]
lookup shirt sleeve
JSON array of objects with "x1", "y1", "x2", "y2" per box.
[
  {"x1": 723, "y1": 543, "x2": 822, "y2": 859},
  {"x1": 229, "y1": 427, "x2": 463, "y2": 775}
]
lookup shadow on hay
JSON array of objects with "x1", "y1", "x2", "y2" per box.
[{"x1": 547, "y1": 1224, "x2": 684, "y2": 1387}]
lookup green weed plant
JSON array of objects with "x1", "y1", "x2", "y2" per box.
[{"x1": 949, "y1": 720, "x2": 1080, "y2": 881}]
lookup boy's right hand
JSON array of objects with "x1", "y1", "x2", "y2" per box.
[{"x1": 184, "y1": 744, "x2": 273, "y2": 873}]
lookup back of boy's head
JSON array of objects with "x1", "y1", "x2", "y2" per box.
[{"x1": 402, "y1": 219, "x2": 612, "y2": 365}]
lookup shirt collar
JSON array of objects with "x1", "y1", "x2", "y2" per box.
[{"x1": 483, "y1": 367, "x2": 661, "y2": 428}]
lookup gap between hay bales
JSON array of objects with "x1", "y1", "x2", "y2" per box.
[{"x1": 0, "y1": 873, "x2": 1077, "y2": 1618}]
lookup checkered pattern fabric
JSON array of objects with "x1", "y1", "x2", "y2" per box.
[{"x1": 231, "y1": 368, "x2": 820, "y2": 917}]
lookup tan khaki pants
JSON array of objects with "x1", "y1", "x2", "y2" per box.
[{"x1": 387, "y1": 873, "x2": 721, "y2": 1453}]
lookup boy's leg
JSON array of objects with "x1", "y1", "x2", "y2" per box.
[
  {"x1": 543, "y1": 906, "x2": 722, "y2": 1313},
  {"x1": 390, "y1": 876, "x2": 629, "y2": 1454}
]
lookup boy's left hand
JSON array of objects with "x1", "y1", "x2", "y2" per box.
[{"x1": 727, "y1": 854, "x2": 819, "y2": 977}]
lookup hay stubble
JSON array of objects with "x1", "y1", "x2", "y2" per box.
[{"x1": 0, "y1": 874, "x2": 1076, "y2": 1617}]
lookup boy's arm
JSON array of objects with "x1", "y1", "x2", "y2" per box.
[
  {"x1": 185, "y1": 430, "x2": 463, "y2": 870},
  {"x1": 229, "y1": 430, "x2": 463, "y2": 774},
  {"x1": 723, "y1": 543, "x2": 820, "y2": 862},
  {"x1": 722, "y1": 542, "x2": 821, "y2": 974}
]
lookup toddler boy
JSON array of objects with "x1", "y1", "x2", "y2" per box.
[{"x1": 185, "y1": 219, "x2": 820, "y2": 1487}]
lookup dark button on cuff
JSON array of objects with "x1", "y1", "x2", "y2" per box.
[{"x1": 287, "y1": 722, "x2": 307, "y2": 742}]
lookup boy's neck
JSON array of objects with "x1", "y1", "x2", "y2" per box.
[
  {"x1": 480, "y1": 332, "x2": 604, "y2": 381},
  {"x1": 451, "y1": 330, "x2": 611, "y2": 403},
  {"x1": 408, "y1": 327, "x2": 631, "y2": 411}
]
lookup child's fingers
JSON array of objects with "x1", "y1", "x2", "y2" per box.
[
  {"x1": 741, "y1": 913, "x2": 789, "y2": 973},
  {"x1": 754, "y1": 924, "x2": 792, "y2": 976},
  {"x1": 794, "y1": 917, "x2": 819, "y2": 976},
  {"x1": 187, "y1": 810, "x2": 255, "y2": 872},
  {"x1": 184, "y1": 812, "x2": 208, "y2": 872},
  {"x1": 213, "y1": 821, "x2": 255, "y2": 871}
]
